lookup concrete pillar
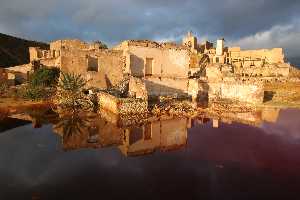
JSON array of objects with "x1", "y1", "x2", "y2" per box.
[{"x1": 216, "y1": 39, "x2": 224, "y2": 56}]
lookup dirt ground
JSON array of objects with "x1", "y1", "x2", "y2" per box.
[{"x1": 0, "y1": 97, "x2": 53, "y2": 115}]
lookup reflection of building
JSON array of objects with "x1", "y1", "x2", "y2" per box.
[
  {"x1": 200, "y1": 105, "x2": 281, "y2": 128},
  {"x1": 53, "y1": 114, "x2": 124, "y2": 150},
  {"x1": 53, "y1": 112, "x2": 190, "y2": 155},
  {"x1": 261, "y1": 107, "x2": 280, "y2": 123},
  {"x1": 119, "y1": 117, "x2": 189, "y2": 156}
]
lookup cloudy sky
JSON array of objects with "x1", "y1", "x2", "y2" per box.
[{"x1": 0, "y1": 0, "x2": 299, "y2": 57}]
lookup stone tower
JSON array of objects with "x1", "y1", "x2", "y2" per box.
[
  {"x1": 216, "y1": 38, "x2": 224, "y2": 56},
  {"x1": 182, "y1": 31, "x2": 198, "y2": 52}
]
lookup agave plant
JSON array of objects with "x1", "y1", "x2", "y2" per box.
[{"x1": 56, "y1": 72, "x2": 92, "y2": 109}]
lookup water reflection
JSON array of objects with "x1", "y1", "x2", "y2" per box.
[
  {"x1": 53, "y1": 113, "x2": 189, "y2": 155},
  {"x1": 0, "y1": 104, "x2": 284, "y2": 156},
  {"x1": 0, "y1": 105, "x2": 300, "y2": 199}
]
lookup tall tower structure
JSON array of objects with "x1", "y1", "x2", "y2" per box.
[
  {"x1": 216, "y1": 38, "x2": 224, "y2": 56},
  {"x1": 182, "y1": 31, "x2": 198, "y2": 52}
]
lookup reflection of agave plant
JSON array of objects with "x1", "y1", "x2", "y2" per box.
[
  {"x1": 55, "y1": 112, "x2": 94, "y2": 141},
  {"x1": 56, "y1": 72, "x2": 92, "y2": 109}
]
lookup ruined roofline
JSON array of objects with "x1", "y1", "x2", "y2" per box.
[
  {"x1": 227, "y1": 46, "x2": 284, "y2": 52},
  {"x1": 49, "y1": 38, "x2": 86, "y2": 44},
  {"x1": 60, "y1": 47, "x2": 123, "y2": 55},
  {"x1": 117, "y1": 39, "x2": 189, "y2": 50},
  {"x1": 49, "y1": 38, "x2": 108, "y2": 50}
]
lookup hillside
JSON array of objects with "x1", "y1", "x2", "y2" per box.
[{"x1": 0, "y1": 33, "x2": 49, "y2": 68}]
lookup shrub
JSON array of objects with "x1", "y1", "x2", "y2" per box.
[
  {"x1": 23, "y1": 86, "x2": 47, "y2": 101},
  {"x1": 56, "y1": 72, "x2": 92, "y2": 109},
  {"x1": 29, "y1": 68, "x2": 60, "y2": 87},
  {"x1": 13, "y1": 84, "x2": 54, "y2": 101}
]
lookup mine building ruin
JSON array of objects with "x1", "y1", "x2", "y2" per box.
[{"x1": 2, "y1": 31, "x2": 297, "y2": 108}]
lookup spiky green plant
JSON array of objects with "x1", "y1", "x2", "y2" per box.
[{"x1": 56, "y1": 72, "x2": 91, "y2": 109}]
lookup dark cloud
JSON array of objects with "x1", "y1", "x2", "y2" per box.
[{"x1": 0, "y1": 0, "x2": 299, "y2": 57}]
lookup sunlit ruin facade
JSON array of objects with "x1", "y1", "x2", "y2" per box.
[{"x1": 2, "y1": 31, "x2": 299, "y2": 113}]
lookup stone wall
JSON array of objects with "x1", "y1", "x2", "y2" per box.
[
  {"x1": 60, "y1": 48, "x2": 125, "y2": 89},
  {"x1": 229, "y1": 48, "x2": 285, "y2": 64},
  {"x1": 128, "y1": 77, "x2": 148, "y2": 100},
  {"x1": 144, "y1": 77, "x2": 189, "y2": 97},
  {"x1": 50, "y1": 39, "x2": 89, "y2": 51},
  {"x1": 236, "y1": 63, "x2": 290, "y2": 77},
  {"x1": 40, "y1": 57, "x2": 61, "y2": 68},
  {"x1": 208, "y1": 81, "x2": 264, "y2": 104},
  {"x1": 98, "y1": 92, "x2": 119, "y2": 113},
  {"x1": 115, "y1": 41, "x2": 191, "y2": 78},
  {"x1": 97, "y1": 92, "x2": 148, "y2": 115}
]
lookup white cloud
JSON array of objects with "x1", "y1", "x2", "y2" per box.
[{"x1": 228, "y1": 21, "x2": 300, "y2": 57}]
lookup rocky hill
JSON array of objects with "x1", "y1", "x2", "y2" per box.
[{"x1": 0, "y1": 33, "x2": 49, "y2": 68}]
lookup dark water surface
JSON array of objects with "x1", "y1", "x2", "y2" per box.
[{"x1": 0, "y1": 108, "x2": 300, "y2": 200}]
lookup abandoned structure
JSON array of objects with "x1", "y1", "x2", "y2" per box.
[
  {"x1": 28, "y1": 39, "x2": 126, "y2": 89},
  {"x1": 1, "y1": 31, "x2": 297, "y2": 110},
  {"x1": 182, "y1": 31, "x2": 290, "y2": 78},
  {"x1": 113, "y1": 40, "x2": 206, "y2": 99}
]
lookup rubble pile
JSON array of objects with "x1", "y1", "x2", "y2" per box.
[
  {"x1": 151, "y1": 99, "x2": 196, "y2": 116},
  {"x1": 107, "y1": 76, "x2": 130, "y2": 98}
]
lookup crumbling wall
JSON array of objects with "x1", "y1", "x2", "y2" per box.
[
  {"x1": 209, "y1": 81, "x2": 264, "y2": 104},
  {"x1": 98, "y1": 92, "x2": 148, "y2": 115},
  {"x1": 60, "y1": 48, "x2": 125, "y2": 89},
  {"x1": 128, "y1": 77, "x2": 148, "y2": 100},
  {"x1": 116, "y1": 40, "x2": 190, "y2": 78},
  {"x1": 40, "y1": 57, "x2": 61, "y2": 68},
  {"x1": 144, "y1": 77, "x2": 189, "y2": 97},
  {"x1": 237, "y1": 63, "x2": 290, "y2": 77},
  {"x1": 229, "y1": 48, "x2": 285, "y2": 64},
  {"x1": 50, "y1": 39, "x2": 89, "y2": 51},
  {"x1": 206, "y1": 65, "x2": 223, "y2": 81},
  {"x1": 29, "y1": 47, "x2": 42, "y2": 62},
  {"x1": 6, "y1": 64, "x2": 32, "y2": 84}
]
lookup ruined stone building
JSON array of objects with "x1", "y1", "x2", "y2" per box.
[
  {"x1": 29, "y1": 39, "x2": 125, "y2": 89},
  {"x1": 113, "y1": 40, "x2": 201, "y2": 98},
  {"x1": 182, "y1": 31, "x2": 290, "y2": 78},
  {"x1": 2, "y1": 31, "x2": 297, "y2": 105}
]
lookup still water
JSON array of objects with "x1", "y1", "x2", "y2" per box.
[{"x1": 0, "y1": 108, "x2": 300, "y2": 199}]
